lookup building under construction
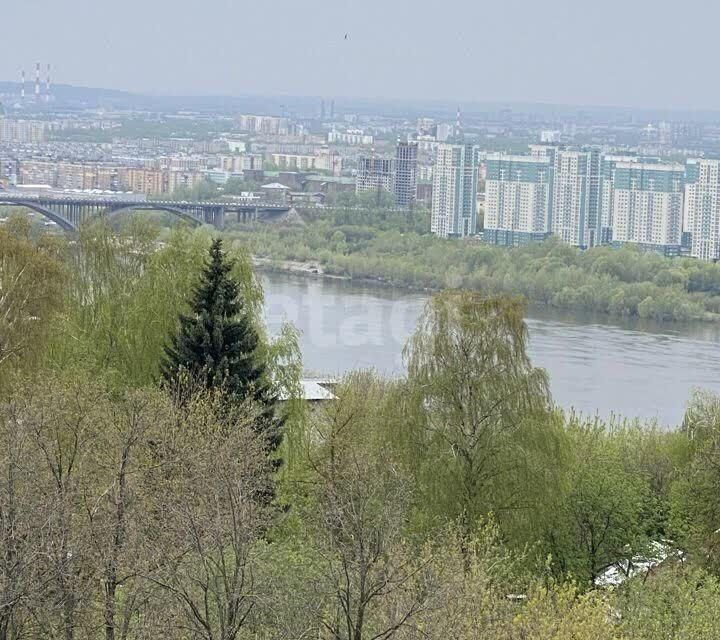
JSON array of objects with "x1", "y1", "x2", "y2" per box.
[{"x1": 393, "y1": 141, "x2": 418, "y2": 206}]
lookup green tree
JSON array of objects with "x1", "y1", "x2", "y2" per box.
[
  {"x1": 619, "y1": 565, "x2": 720, "y2": 639},
  {"x1": 162, "y1": 238, "x2": 282, "y2": 452},
  {"x1": 399, "y1": 291, "x2": 565, "y2": 542},
  {"x1": 670, "y1": 390, "x2": 720, "y2": 571},
  {"x1": 543, "y1": 420, "x2": 654, "y2": 585},
  {"x1": 0, "y1": 224, "x2": 65, "y2": 380}
]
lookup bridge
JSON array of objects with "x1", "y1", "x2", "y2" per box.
[{"x1": 0, "y1": 193, "x2": 292, "y2": 232}]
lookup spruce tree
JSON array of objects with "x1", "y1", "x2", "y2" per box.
[{"x1": 162, "y1": 238, "x2": 282, "y2": 453}]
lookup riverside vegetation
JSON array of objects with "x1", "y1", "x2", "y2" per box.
[
  {"x1": 231, "y1": 193, "x2": 720, "y2": 322},
  {"x1": 4, "y1": 212, "x2": 720, "y2": 639}
]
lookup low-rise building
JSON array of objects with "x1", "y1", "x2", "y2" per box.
[
  {"x1": 328, "y1": 128, "x2": 374, "y2": 146},
  {"x1": 260, "y1": 182, "x2": 291, "y2": 203},
  {"x1": 217, "y1": 153, "x2": 264, "y2": 173}
]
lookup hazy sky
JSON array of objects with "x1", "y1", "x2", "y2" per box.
[{"x1": 2, "y1": 0, "x2": 716, "y2": 109}]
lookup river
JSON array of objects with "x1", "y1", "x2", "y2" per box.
[{"x1": 261, "y1": 271, "x2": 720, "y2": 427}]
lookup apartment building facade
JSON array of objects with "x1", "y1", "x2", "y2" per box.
[
  {"x1": 484, "y1": 154, "x2": 552, "y2": 245},
  {"x1": 431, "y1": 143, "x2": 479, "y2": 238}
]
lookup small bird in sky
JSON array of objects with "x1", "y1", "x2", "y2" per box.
[{"x1": 344, "y1": 34, "x2": 348, "y2": 40}]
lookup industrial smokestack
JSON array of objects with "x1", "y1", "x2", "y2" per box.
[
  {"x1": 20, "y1": 70, "x2": 25, "y2": 100},
  {"x1": 45, "y1": 64, "x2": 51, "y2": 102},
  {"x1": 35, "y1": 63, "x2": 40, "y2": 99}
]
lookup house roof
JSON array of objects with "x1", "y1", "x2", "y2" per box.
[
  {"x1": 280, "y1": 379, "x2": 338, "y2": 401},
  {"x1": 260, "y1": 182, "x2": 291, "y2": 190}
]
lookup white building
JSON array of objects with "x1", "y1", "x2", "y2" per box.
[
  {"x1": 610, "y1": 162, "x2": 685, "y2": 255},
  {"x1": 599, "y1": 155, "x2": 640, "y2": 243},
  {"x1": 484, "y1": 154, "x2": 552, "y2": 245},
  {"x1": 685, "y1": 159, "x2": 720, "y2": 261},
  {"x1": 236, "y1": 115, "x2": 289, "y2": 135},
  {"x1": 327, "y1": 128, "x2": 374, "y2": 146},
  {"x1": 549, "y1": 149, "x2": 601, "y2": 248},
  {"x1": 436, "y1": 123, "x2": 452, "y2": 142},
  {"x1": 0, "y1": 118, "x2": 47, "y2": 143},
  {"x1": 217, "y1": 153, "x2": 263, "y2": 173},
  {"x1": 417, "y1": 117, "x2": 435, "y2": 134},
  {"x1": 540, "y1": 130, "x2": 561, "y2": 143},
  {"x1": 431, "y1": 143, "x2": 479, "y2": 238}
]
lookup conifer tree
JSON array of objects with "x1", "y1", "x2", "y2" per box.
[{"x1": 162, "y1": 238, "x2": 282, "y2": 452}]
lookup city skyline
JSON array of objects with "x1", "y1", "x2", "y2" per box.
[{"x1": 4, "y1": 0, "x2": 720, "y2": 110}]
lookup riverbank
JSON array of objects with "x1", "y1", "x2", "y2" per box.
[
  {"x1": 260, "y1": 269, "x2": 720, "y2": 426},
  {"x1": 252, "y1": 256, "x2": 436, "y2": 292},
  {"x1": 233, "y1": 223, "x2": 720, "y2": 323},
  {"x1": 251, "y1": 254, "x2": 720, "y2": 325}
]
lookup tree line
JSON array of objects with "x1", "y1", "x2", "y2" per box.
[
  {"x1": 233, "y1": 204, "x2": 720, "y2": 322},
  {"x1": 3, "y1": 215, "x2": 720, "y2": 638}
]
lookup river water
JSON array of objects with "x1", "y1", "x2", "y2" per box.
[{"x1": 261, "y1": 271, "x2": 720, "y2": 427}]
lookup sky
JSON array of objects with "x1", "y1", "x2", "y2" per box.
[{"x1": 2, "y1": 0, "x2": 716, "y2": 109}]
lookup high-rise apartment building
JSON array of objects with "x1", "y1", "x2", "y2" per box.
[
  {"x1": 393, "y1": 141, "x2": 418, "y2": 206},
  {"x1": 484, "y1": 154, "x2": 552, "y2": 245},
  {"x1": 599, "y1": 155, "x2": 640, "y2": 244},
  {"x1": 431, "y1": 143, "x2": 479, "y2": 238},
  {"x1": 685, "y1": 159, "x2": 720, "y2": 261},
  {"x1": 356, "y1": 156, "x2": 394, "y2": 195},
  {"x1": 550, "y1": 149, "x2": 601, "y2": 248},
  {"x1": 610, "y1": 162, "x2": 685, "y2": 255}
]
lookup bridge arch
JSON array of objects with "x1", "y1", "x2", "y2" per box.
[
  {"x1": 0, "y1": 200, "x2": 78, "y2": 232},
  {"x1": 105, "y1": 205, "x2": 204, "y2": 227}
]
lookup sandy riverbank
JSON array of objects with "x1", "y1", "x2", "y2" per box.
[{"x1": 251, "y1": 257, "x2": 350, "y2": 281}]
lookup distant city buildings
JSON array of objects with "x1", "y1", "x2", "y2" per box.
[
  {"x1": 354, "y1": 141, "x2": 418, "y2": 206},
  {"x1": 9, "y1": 92, "x2": 720, "y2": 264},
  {"x1": 435, "y1": 123, "x2": 452, "y2": 142},
  {"x1": 19, "y1": 160, "x2": 118, "y2": 190},
  {"x1": 417, "y1": 118, "x2": 435, "y2": 135},
  {"x1": 236, "y1": 115, "x2": 289, "y2": 136},
  {"x1": 540, "y1": 130, "x2": 561, "y2": 143},
  {"x1": 269, "y1": 148, "x2": 342, "y2": 175},
  {"x1": 482, "y1": 144, "x2": 700, "y2": 257},
  {"x1": 327, "y1": 129, "x2": 374, "y2": 146},
  {"x1": 431, "y1": 143, "x2": 479, "y2": 238},
  {"x1": 0, "y1": 118, "x2": 47, "y2": 143},
  {"x1": 217, "y1": 153, "x2": 264, "y2": 173},
  {"x1": 15, "y1": 159, "x2": 206, "y2": 196},
  {"x1": 119, "y1": 167, "x2": 204, "y2": 195}
]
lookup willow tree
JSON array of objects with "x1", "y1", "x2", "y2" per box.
[
  {"x1": 0, "y1": 221, "x2": 65, "y2": 381},
  {"x1": 401, "y1": 291, "x2": 565, "y2": 540}
]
